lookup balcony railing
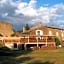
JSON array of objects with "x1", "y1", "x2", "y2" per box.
[{"x1": 0, "y1": 35, "x2": 55, "y2": 44}]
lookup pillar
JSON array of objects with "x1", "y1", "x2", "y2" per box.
[
  {"x1": 36, "y1": 37, "x2": 39, "y2": 49},
  {"x1": 28, "y1": 36, "x2": 29, "y2": 43},
  {"x1": 52, "y1": 36, "x2": 55, "y2": 47},
  {"x1": 24, "y1": 43, "x2": 27, "y2": 50},
  {"x1": 46, "y1": 37, "x2": 47, "y2": 46}
]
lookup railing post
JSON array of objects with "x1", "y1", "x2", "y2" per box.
[
  {"x1": 46, "y1": 37, "x2": 47, "y2": 46},
  {"x1": 28, "y1": 36, "x2": 29, "y2": 43},
  {"x1": 23, "y1": 36, "x2": 27, "y2": 50},
  {"x1": 36, "y1": 37, "x2": 39, "y2": 48},
  {"x1": 24, "y1": 43, "x2": 27, "y2": 50},
  {"x1": 53, "y1": 37, "x2": 56, "y2": 46}
]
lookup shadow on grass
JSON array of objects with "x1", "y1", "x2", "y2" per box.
[
  {"x1": 11, "y1": 49, "x2": 32, "y2": 57},
  {"x1": 0, "y1": 47, "x2": 55, "y2": 64},
  {"x1": 0, "y1": 46, "x2": 32, "y2": 56},
  {"x1": 28, "y1": 60, "x2": 54, "y2": 64},
  {"x1": 0, "y1": 47, "x2": 33, "y2": 64},
  {"x1": 16, "y1": 56, "x2": 32, "y2": 64},
  {"x1": 1, "y1": 56, "x2": 32, "y2": 64},
  {"x1": 0, "y1": 49, "x2": 32, "y2": 57}
]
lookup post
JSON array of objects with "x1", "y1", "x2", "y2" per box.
[
  {"x1": 28, "y1": 36, "x2": 29, "y2": 43},
  {"x1": 53, "y1": 37, "x2": 56, "y2": 47},
  {"x1": 24, "y1": 36, "x2": 27, "y2": 50},
  {"x1": 36, "y1": 37, "x2": 39, "y2": 49},
  {"x1": 46, "y1": 37, "x2": 47, "y2": 46},
  {"x1": 24, "y1": 43, "x2": 27, "y2": 50}
]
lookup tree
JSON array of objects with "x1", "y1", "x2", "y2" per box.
[
  {"x1": 55, "y1": 37, "x2": 60, "y2": 46},
  {"x1": 25, "y1": 24, "x2": 30, "y2": 30}
]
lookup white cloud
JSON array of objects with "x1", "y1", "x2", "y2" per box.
[
  {"x1": 2, "y1": 12, "x2": 8, "y2": 17},
  {"x1": 15, "y1": 1, "x2": 64, "y2": 24},
  {"x1": 15, "y1": 0, "x2": 38, "y2": 16},
  {"x1": 17, "y1": 2, "x2": 28, "y2": 9},
  {"x1": 0, "y1": 0, "x2": 6, "y2": 4},
  {"x1": 28, "y1": 0, "x2": 37, "y2": 7}
]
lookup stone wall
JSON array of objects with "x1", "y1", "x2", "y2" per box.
[{"x1": 0, "y1": 21, "x2": 14, "y2": 36}]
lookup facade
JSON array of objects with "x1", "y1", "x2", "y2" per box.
[
  {"x1": 0, "y1": 24, "x2": 64, "y2": 50},
  {"x1": 29, "y1": 24, "x2": 64, "y2": 43}
]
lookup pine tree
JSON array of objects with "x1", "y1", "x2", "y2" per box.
[{"x1": 25, "y1": 24, "x2": 30, "y2": 30}]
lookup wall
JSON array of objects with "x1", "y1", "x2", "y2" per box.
[{"x1": 0, "y1": 21, "x2": 14, "y2": 36}]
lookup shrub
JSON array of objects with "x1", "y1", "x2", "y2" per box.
[
  {"x1": 11, "y1": 33, "x2": 16, "y2": 36},
  {"x1": 55, "y1": 37, "x2": 60, "y2": 46},
  {"x1": 0, "y1": 46, "x2": 10, "y2": 51},
  {"x1": 0, "y1": 43, "x2": 4, "y2": 47}
]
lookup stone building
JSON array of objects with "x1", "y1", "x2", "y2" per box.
[
  {"x1": 29, "y1": 24, "x2": 64, "y2": 38},
  {"x1": 0, "y1": 23, "x2": 64, "y2": 50},
  {"x1": 29, "y1": 24, "x2": 64, "y2": 45},
  {"x1": 0, "y1": 21, "x2": 14, "y2": 36}
]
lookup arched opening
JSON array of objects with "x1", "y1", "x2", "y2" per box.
[{"x1": 36, "y1": 30, "x2": 43, "y2": 36}]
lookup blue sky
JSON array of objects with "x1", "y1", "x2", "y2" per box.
[
  {"x1": 22, "y1": 0, "x2": 64, "y2": 7},
  {"x1": 0, "y1": 0, "x2": 64, "y2": 30}
]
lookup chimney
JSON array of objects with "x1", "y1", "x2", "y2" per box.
[{"x1": 23, "y1": 26, "x2": 26, "y2": 33}]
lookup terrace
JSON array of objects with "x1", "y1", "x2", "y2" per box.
[{"x1": 0, "y1": 35, "x2": 56, "y2": 50}]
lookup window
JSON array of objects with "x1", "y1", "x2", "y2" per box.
[
  {"x1": 56, "y1": 32, "x2": 59, "y2": 36},
  {"x1": 62, "y1": 32, "x2": 64, "y2": 39},
  {"x1": 14, "y1": 43, "x2": 17, "y2": 48},
  {"x1": 48, "y1": 36, "x2": 52, "y2": 40},
  {"x1": 36, "y1": 30, "x2": 43, "y2": 36},
  {"x1": 62, "y1": 32, "x2": 63, "y2": 37},
  {"x1": 37, "y1": 31, "x2": 40, "y2": 35},
  {"x1": 49, "y1": 31, "x2": 52, "y2": 36}
]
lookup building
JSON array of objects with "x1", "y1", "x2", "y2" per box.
[
  {"x1": 0, "y1": 21, "x2": 14, "y2": 36},
  {"x1": 29, "y1": 24, "x2": 64, "y2": 43},
  {"x1": 0, "y1": 24, "x2": 64, "y2": 50}
]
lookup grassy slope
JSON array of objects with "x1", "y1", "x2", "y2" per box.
[{"x1": 0, "y1": 48, "x2": 64, "y2": 64}]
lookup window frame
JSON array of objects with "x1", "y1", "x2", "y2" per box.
[{"x1": 36, "y1": 30, "x2": 43, "y2": 36}]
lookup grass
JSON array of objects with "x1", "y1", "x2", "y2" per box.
[{"x1": 0, "y1": 48, "x2": 64, "y2": 64}]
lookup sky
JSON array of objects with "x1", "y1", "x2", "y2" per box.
[{"x1": 0, "y1": 0, "x2": 64, "y2": 30}]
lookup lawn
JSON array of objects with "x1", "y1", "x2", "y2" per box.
[{"x1": 0, "y1": 48, "x2": 64, "y2": 64}]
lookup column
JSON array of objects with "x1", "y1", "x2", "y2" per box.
[
  {"x1": 28, "y1": 36, "x2": 29, "y2": 43},
  {"x1": 53, "y1": 37, "x2": 56, "y2": 46},
  {"x1": 24, "y1": 43, "x2": 27, "y2": 50},
  {"x1": 36, "y1": 37, "x2": 39, "y2": 49},
  {"x1": 45, "y1": 37, "x2": 47, "y2": 46}
]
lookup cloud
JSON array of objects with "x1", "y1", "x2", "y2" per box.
[
  {"x1": 15, "y1": 0, "x2": 38, "y2": 16},
  {"x1": 28, "y1": 0, "x2": 37, "y2": 7},
  {"x1": 0, "y1": 0, "x2": 64, "y2": 30},
  {"x1": 2, "y1": 12, "x2": 8, "y2": 17}
]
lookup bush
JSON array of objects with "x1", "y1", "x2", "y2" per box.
[
  {"x1": 0, "y1": 46, "x2": 11, "y2": 51},
  {"x1": 0, "y1": 43, "x2": 4, "y2": 47},
  {"x1": 55, "y1": 37, "x2": 60, "y2": 46},
  {"x1": 11, "y1": 33, "x2": 16, "y2": 36}
]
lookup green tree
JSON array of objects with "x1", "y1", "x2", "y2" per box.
[
  {"x1": 55, "y1": 37, "x2": 60, "y2": 46},
  {"x1": 25, "y1": 24, "x2": 30, "y2": 30}
]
